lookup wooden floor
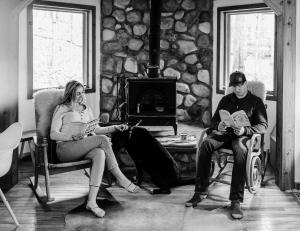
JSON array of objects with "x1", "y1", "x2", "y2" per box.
[
  {"x1": 1, "y1": 123, "x2": 300, "y2": 230},
  {"x1": 1, "y1": 158, "x2": 300, "y2": 230}
]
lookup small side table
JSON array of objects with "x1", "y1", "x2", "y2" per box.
[
  {"x1": 157, "y1": 136, "x2": 198, "y2": 177},
  {"x1": 157, "y1": 136, "x2": 197, "y2": 152},
  {"x1": 19, "y1": 130, "x2": 36, "y2": 166}
]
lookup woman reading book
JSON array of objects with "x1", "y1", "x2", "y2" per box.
[{"x1": 50, "y1": 80, "x2": 140, "y2": 218}]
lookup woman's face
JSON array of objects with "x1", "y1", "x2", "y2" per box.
[{"x1": 74, "y1": 86, "x2": 85, "y2": 104}]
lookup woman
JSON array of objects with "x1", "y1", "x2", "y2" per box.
[{"x1": 50, "y1": 80, "x2": 139, "y2": 218}]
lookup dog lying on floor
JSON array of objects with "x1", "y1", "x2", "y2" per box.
[{"x1": 112, "y1": 127, "x2": 194, "y2": 194}]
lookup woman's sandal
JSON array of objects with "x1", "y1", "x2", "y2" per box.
[
  {"x1": 86, "y1": 203, "x2": 105, "y2": 218},
  {"x1": 118, "y1": 181, "x2": 140, "y2": 193}
]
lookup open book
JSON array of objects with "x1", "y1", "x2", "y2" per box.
[
  {"x1": 62, "y1": 119, "x2": 99, "y2": 136},
  {"x1": 84, "y1": 118, "x2": 100, "y2": 134},
  {"x1": 219, "y1": 109, "x2": 251, "y2": 127}
]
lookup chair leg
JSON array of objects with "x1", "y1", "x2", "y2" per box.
[
  {"x1": 29, "y1": 147, "x2": 44, "y2": 203},
  {"x1": 44, "y1": 166, "x2": 54, "y2": 202},
  {"x1": 29, "y1": 146, "x2": 54, "y2": 204},
  {"x1": 19, "y1": 141, "x2": 25, "y2": 159},
  {"x1": 28, "y1": 140, "x2": 35, "y2": 168},
  {"x1": 261, "y1": 150, "x2": 269, "y2": 183},
  {"x1": 0, "y1": 188, "x2": 19, "y2": 226}
]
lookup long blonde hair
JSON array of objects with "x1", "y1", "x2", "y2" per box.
[{"x1": 61, "y1": 80, "x2": 84, "y2": 105}]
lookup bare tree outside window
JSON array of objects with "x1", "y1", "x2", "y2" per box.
[
  {"x1": 27, "y1": 2, "x2": 95, "y2": 98},
  {"x1": 228, "y1": 12, "x2": 275, "y2": 92},
  {"x1": 217, "y1": 4, "x2": 276, "y2": 99},
  {"x1": 33, "y1": 9, "x2": 84, "y2": 90}
]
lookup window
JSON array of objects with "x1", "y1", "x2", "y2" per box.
[
  {"x1": 217, "y1": 4, "x2": 276, "y2": 100},
  {"x1": 27, "y1": 1, "x2": 95, "y2": 98}
]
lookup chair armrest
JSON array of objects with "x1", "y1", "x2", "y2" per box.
[
  {"x1": 33, "y1": 136, "x2": 48, "y2": 147},
  {"x1": 248, "y1": 133, "x2": 261, "y2": 152},
  {"x1": 197, "y1": 128, "x2": 209, "y2": 147}
]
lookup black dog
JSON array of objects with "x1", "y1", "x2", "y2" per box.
[{"x1": 112, "y1": 127, "x2": 193, "y2": 194}]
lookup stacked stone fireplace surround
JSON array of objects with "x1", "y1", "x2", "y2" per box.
[{"x1": 100, "y1": 0, "x2": 213, "y2": 177}]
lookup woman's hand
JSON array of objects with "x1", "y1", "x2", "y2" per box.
[
  {"x1": 72, "y1": 132, "x2": 85, "y2": 141},
  {"x1": 115, "y1": 124, "x2": 129, "y2": 132}
]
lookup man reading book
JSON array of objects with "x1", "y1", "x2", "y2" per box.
[{"x1": 185, "y1": 71, "x2": 268, "y2": 219}]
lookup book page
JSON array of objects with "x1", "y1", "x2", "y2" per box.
[
  {"x1": 84, "y1": 118, "x2": 99, "y2": 135},
  {"x1": 219, "y1": 109, "x2": 235, "y2": 127},
  {"x1": 232, "y1": 110, "x2": 251, "y2": 127}
]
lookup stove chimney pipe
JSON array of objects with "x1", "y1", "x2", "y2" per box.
[{"x1": 147, "y1": 0, "x2": 162, "y2": 78}]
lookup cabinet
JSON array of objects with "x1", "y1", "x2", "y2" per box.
[
  {"x1": 0, "y1": 110, "x2": 19, "y2": 192},
  {"x1": 0, "y1": 150, "x2": 18, "y2": 192}
]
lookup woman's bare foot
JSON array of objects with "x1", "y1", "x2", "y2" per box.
[
  {"x1": 86, "y1": 201, "x2": 105, "y2": 218},
  {"x1": 117, "y1": 180, "x2": 140, "y2": 193}
]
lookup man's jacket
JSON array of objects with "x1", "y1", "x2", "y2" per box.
[{"x1": 211, "y1": 91, "x2": 268, "y2": 136}]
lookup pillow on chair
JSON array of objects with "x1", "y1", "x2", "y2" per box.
[{"x1": 34, "y1": 89, "x2": 64, "y2": 139}]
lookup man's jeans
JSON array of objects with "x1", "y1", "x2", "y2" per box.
[{"x1": 195, "y1": 130, "x2": 250, "y2": 202}]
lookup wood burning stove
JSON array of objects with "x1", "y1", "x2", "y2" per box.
[
  {"x1": 125, "y1": 0, "x2": 177, "y2": 134},
  {"x1": 126, "y1": 78, "x2": 177, "y2": 134}
]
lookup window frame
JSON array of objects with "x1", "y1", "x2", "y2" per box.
[
  {"x1": 27, "y1": 0, "x2": 96, "y2": 99},
  {"x1": 216, "y1": 3, "x2": 277, "y2": 101}
]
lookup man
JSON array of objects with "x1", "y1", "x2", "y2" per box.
[{"x1": 185, "y1": 71, "x2": 268, "y2": 219}]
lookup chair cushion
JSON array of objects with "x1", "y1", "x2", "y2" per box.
[{"x1": 34, "y1": 89, "x2": 64, "y2": 138}]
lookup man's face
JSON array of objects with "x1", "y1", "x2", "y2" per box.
[{"x1": 232, "y1": 82, "x2": 247, "y2": 99}]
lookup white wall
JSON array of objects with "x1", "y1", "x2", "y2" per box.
[
  {"x1": 0, "y1": 0, "x2": 21, "y2": 125},
  {"x1": 212, "y1": 0, "x2": 277, "y2": 150},
  {"x1": 18, "y1": 0, "x2": 101, "y2": 134},
  {"x1": 294, "y1": 0, "x2": 300, "y2": 183}
]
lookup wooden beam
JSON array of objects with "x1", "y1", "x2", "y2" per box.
[
  {"x1": 275, "y1": 15, "x2": 282, "y2": 186},
  {"x1": 264, "y1": 0, "x2": 283, "y2": 15},
  {"x1": 277, "y1": 0, "x2": 296, "y2": 190}
]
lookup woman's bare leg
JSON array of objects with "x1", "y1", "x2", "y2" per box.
[
  {"x1": 89, "y1": 135, "x2": 139, "y2": 192},
  {"x1": 57, "y1": 135, "x2": 139, "y2": 193},
  {"x1": 85, "y1": 148, "x2": 106, "y2": 218}
]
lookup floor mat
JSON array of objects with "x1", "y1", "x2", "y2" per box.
[{"x1": 65, "y1": 196, "x2": 243, "y2": 231}]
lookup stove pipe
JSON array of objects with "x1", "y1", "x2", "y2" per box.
[{"x1": 147, "y1": 0, "x2": 162, "y2": 78}]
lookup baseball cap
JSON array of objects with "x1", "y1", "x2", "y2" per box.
[{"x1": 229, "y1": 71, "x2": 246, "y2": 87}]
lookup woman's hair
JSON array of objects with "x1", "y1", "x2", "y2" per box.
[{"x1": 61, "y1": 80, "x2": 84, "y2": 105}]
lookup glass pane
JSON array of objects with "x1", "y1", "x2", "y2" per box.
[
  {"x1": 33, "y1": 8, "x2": 84, "y2": 90},
  {"x1": 227, "y1": 12, "x2": 275, "y2": 92}
]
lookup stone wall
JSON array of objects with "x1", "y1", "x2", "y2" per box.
[{"x1": 100, "y1": 0, "x2": 213, "y2": 126}]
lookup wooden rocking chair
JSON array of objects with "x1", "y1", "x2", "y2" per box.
[
  {"x1": 197, "y1": 81, "x2": 269, "y2": 194},
  {"x1": 29, "y1": 89, "x2": 112, "y2": 204}
]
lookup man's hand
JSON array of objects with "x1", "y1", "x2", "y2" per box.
[
  {"x1": 115, "y1": 124, "x2": 129, "y2": 132},
  {"x1": 232, "y1": 126, "x2": 245, "y2": 136},
  {"x1": 218, "y1": 121, "x2": 228, "y2": 132}
]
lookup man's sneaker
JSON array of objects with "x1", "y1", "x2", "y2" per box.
[
  {"x1": 185, "y1": 192, "x2": 207, "y2": 207},
  {"x1": 230, "y1": 201, "x2": 244, "y2": 219}
]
